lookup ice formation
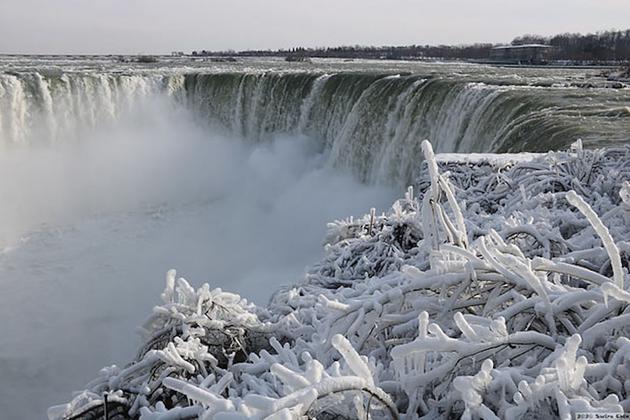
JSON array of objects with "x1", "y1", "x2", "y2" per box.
[{"x1": 51, "y1": 142, "x2": 630, "y2": 419}]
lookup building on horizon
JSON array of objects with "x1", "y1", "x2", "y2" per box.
[{"x1": 489, "y1": 44, "x2": 553, "y2": 64}]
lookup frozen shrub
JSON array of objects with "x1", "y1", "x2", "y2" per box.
[{"x1": 52, "y1": 142, "x2": 630, "y2": 419}]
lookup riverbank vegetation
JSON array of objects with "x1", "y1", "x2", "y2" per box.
[
  {"x1": 52, "y1": 142, "x2": 630, "y2": 419},
  {"x1": 192, "y1": 29, "x2": 630, "y2": 65}
]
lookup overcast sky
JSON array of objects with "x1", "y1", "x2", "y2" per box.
[{"x1": 1, "y1": 0, "x2": 629, "y2": 54}]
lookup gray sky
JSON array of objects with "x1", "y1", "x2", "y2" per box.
[{"x1": 1, "y1": 0, "x2": 629, "y2": 54}]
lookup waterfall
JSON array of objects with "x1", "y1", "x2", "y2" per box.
[
  {"x1": 0, "y1": 72, "x2": 179, "y2": 145},
  {"x1": 1, "y1": 69, "x2": 629, "y2": 185}
]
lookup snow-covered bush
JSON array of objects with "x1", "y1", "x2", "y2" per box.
[{"x1": 51, "y1": 141, "x2": 630, "y2": 419}]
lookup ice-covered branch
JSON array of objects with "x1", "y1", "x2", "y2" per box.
[{"x1": 52, "y1": 144, "x2": 630, "y2": 419}]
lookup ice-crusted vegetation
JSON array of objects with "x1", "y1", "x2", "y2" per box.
[{"x1": 51, "y1": 141, "x2": 630, "y2": 419}]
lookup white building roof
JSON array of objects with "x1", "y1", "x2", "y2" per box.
[{"x1": 492, "y1": 44, "x2": 552, "y2": 50}]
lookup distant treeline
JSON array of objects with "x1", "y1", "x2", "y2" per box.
[
  {"x1": 192, "y1": 44, "x2": 494, "y2": 60},
  {"x1": 192, "y1": 29, "x2": 630, "y2": 63},
  {"x1": 512, "y1": 30, "x2": 630, "y2": 61}
]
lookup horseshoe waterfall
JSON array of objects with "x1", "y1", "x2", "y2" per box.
[{"x1": 0, "y1": 57, "x2": 629, "y2": 420}]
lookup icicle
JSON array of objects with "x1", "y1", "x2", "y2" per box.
[
  {"x1": 331, "y1": 334, "x2": 374, "y2": 387},
  {"x1": 405, "y1": 185, "x2": 414, "y2": 201},
  {"x1": 567, "y1": 190, "x2": 624, "y2": 288},
  {"x1": 161, "y1": 269, "x2": 177, "y2": 303},
  {"x1": 162, "y1": 377, "x2": 234, "y2": 412}
]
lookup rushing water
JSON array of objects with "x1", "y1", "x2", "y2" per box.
[
  {"x1": 1, "y1": 56, "x2": 629, "y2": 185},
  {"x1": 0, "y1": 56, "x2": 629, "y2": 419}
]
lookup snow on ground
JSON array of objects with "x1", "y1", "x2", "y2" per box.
[{"x1": 435, "y1": 152, "x2": 543, "y2": 165}]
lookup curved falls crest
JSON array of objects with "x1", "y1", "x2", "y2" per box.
[{"x1": 1, "y1": 70, "x2": 629, "y2": 185}]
